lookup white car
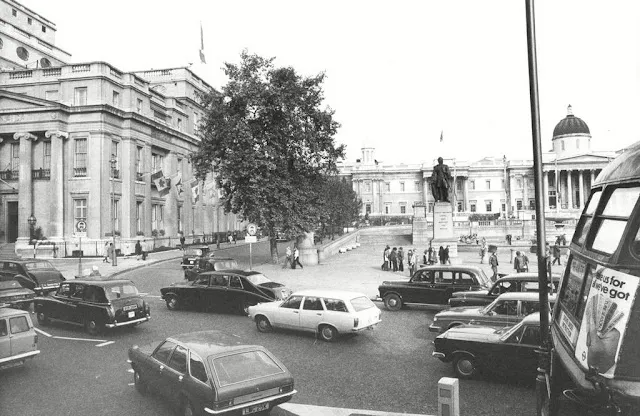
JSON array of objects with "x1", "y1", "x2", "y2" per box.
[{"x1": 248, "y1": 289, "x2": 382, "y2": 342}]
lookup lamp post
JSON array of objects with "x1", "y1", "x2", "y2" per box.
[
  {"x1": 110, "y1": 154, "x2": 118, "y2": 266},
  {"x1": 28, "y1": 214, "x2": 37, "y2": 258}
]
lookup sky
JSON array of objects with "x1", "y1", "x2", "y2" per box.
[{"x1": 22, "y1": 0, "x2": 640, "y2": 165}]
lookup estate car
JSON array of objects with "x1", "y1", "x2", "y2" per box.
[
  {"x1": 127, "y1": 330, "x2": 296, "y2": 415},
  {"x1": 378, "y1": 265, "x2": 492, "y2": 311},
  {"x1": 0, "y1": 258, "x2": 65, "y2": 295},
  {"x1": 0, "y1": 308, "x2": 39, "y2": 370},
  {"x1": 34, "y1": 278, "x2": 150, "y2": 335}
]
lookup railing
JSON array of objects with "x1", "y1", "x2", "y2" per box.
[
  {"x1": 0, "y1": 170, "x2": 18, "y2": 180},
  {"x1": 43, "y1": 68, "x2": 61, "y2": 77},
  {"x1": 32, "y1": 169, "x2": 50, "y2": 180},
  {"x1": 111, "y1": 169, "x2": 120, "y2": 179},
  {"x1": 9, "y1": 70, "x2": 32, "y2": 79},
  {"x1": 71, "y1": 64, "x2": 90, "y2": 72},
  {"x1": 109, "y1": 67, "x2": 122, "y2": 78},
  {"x1": 73, "y1": 167, "x2": 87, "y2": 177},
  {"x1": 136, "y1": 172, "x2": 144, "y2": 181}
]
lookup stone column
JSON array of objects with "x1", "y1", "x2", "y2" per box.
[
  {"x1": 164, "y1": 153, "x2": 178, "y2": 237},
  {"x1": 463, "y1": 177, "x2": 468, "y2": 212},
  {"x1": 523, "y1": 175, "x2": 528, "y2": 211},
  {"x1": 591, "y1": 170, "x2": 595, "y2": 185},
  {"x1": 15, "y1": 132, "x2": 37, "y2": 243},
  {"x1": 578, "y1": 170, "x2": 585, "y2": 209},
  {"x1": 44, "y1": 130, "x2": 69, "y2": 241},
  {"x1": 567, "y1": 170, "x2": 573, "y2": 209},
  {"x1": 543, "y1": 171, "x2": 549, "y2": 210}
]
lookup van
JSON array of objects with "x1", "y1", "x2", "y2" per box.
[{"x1": 0, "y1": 308, "x2": 39, "y2": 370}]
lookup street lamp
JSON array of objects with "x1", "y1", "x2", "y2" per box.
[
  {"x1": 28, "y1": 214, "x2": 37, "y2": 258},
  {"x1": 110, "y1": 154, "x2": 118, "y2": 266}
]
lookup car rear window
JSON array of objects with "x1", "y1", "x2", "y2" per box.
[
  {"x1": 10, "y1": 315, "x2": 30, "y2": 334},
  {"x1": 210, "y1": 350, "x2": 283, "y2": 387},
  {"x1": 350, "y1": 296, "x2": 374, "y2": 312},
  {"x1": 104, "y1": 283, "x2": 139, "y2": 300},
  {"x1": 213, "y1": 260, "x2": 238, "y2": 270},
  {"x1": 24, "y1": 261, "x2": 55, "y2": 270},
  {"x1": 244, "y1": 273, "x2": 271, "y2": 286},
  {"x1": 185, "y1": 248, "x2": 204, "y2": 256}
]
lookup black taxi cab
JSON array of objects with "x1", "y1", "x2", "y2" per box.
[
  {"x1": 34, "y1": 278, "x2": 150, "y2": 335},
  {"x1": 181, "y1": 245, "x2": 212, "y2": 277},
  {"x1": 0, "y1": 258, "x2": 65, "y2": 295}
]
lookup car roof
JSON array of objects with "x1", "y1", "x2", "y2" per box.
[
  {"x1": 496, "y1": 273, "x2": 561, "y2": 282},
  {"x1": 521, "y1": 312, "x2": 543, "y2": 325},
  {"x1": 0, "y1": 307, "x2": 30, "y2": 318},
  {"x1": 417, "y1": 264, "x2": 485, "y2": 273},
  {"x1": 68, "y1": 278, "x2": 134, "y2": 286},
  {"x1": 0, "y1": 258, "x2": 53, "y2": 265},
  {"x1": 185, "y1": 245, "x2": 210, "y2": 250},
  {"x1": 167, "y1": 330, "x2": 260, "y2": 358},
  {"x1": 199, "y1": 269, "x2": 258, "y2": 277},
  {"x1": 494, "y1": 292, "x2": 558, "y2": 301},
  {"x1": 291, "y1": 289, "x2": 369, "y2": 299}
]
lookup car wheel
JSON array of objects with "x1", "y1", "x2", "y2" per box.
[
  {"x1": 453, "y1": 354, "x2": 477, "y2": 379},
  {"x1": 256, "y1": 316, "x2": 273, "y2": 333},
  {"x1": 133, "y1": 369, "x2": 147, "y2": 394},
  {"x1": 165, "y1": 296, "x2": 179, "y2": 311},
  {"x1": 36, "y1": 311, "x2": 50, "y2": 325},
  {"x1": 84, "y1": 318, "x2": 101, "y2": 336},
  {"x1": 383, "y1": 294, "x2": 402, "y2": 311},
  {"x1": 319, "y1": 325, "x2": 338, "y2": 342},
  {"x1": 180, "y1": 397, "x2": 195, "y2": 416}
]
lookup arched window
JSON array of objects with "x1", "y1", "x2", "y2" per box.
[
  {"x1": 40, "y1": 58, "x2": 51, "y2": 68},
  {"x1": 16, "y1": 46, "x2": 29, "y2": 61}
]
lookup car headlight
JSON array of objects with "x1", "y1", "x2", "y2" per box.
[{"x1": 433, "y1": 316, "x2": 438, "y2": 322}]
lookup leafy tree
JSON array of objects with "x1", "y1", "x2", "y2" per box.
[
  {"x1": 319, "y1": 177, "x2": 361, "y2": 240},
  {"x1": 191, "y1": 51, "x2": 344, "y2": 262}
]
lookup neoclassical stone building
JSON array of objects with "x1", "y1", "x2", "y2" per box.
[
  {"x1": 0, "y1": 0, "x2": 241, "y2": 253},
  {"x1": 339, "y1": 105, "x2": 617, "y2": 221}
]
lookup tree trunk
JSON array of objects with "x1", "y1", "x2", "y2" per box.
[{"x1": 270, "y1": 237, "x2": 279, "y2": 264}]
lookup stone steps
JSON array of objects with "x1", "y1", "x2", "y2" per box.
[{"x1": 0, "y1": 243, "x2": 19, "y2": 259}]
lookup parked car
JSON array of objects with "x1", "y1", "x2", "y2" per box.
[
  {"x1": 429, "y1": 292, "x2": 555, "y2": 334},
  {"x1": 248, "y1": 289, "x2": 382, "y2": 342},
  {"x1": 0, "y1": 279, "x2": 35, "y2": 310},
  {"x1": 127, "y1": 330, "x2": 296, "y2": 415},
  {"x1": 184, "y1": 257, "x2": 239, "y2": 281},
  {"x1": 0, "y1": 307, "x2": 39, "y2": 370},
  {"x1": 180, "y1": 245, "x2": 212, "y2": 276},
  {"x1": 161, "y1": 270, "x2": 292, "y2": 315},
  {"x1": 0, "y1": 258, "x2": 65, "y2": 295},
  {"x1": 34, "y1": 278, "x2": 150, "y2": 335},
  {"x1": 432, "y1": 312, "x2": 544, "y2": 379},
  {"x1": 448, "y1": 272, "x2": 562, "y2": 307},
  {"x1": 378, "y1": 265, "x2": 492, "y2": 311}
]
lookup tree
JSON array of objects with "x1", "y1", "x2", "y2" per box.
[
  {"x1": 319, "y1": 177, "x2": 361, "y2": 240},
  {"x1": 191, "y1": 51, "x2": 344, "y2": 262}
]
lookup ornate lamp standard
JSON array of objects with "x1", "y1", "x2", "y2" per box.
[
  {"x1": 27, "y1": 214, "x2": 37, "y2": 258},
  {"x1": 110, "y1": 154, "x2": 118, "y2": 266}
]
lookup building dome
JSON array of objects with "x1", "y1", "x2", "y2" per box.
[{"x1": 553, "y1": 105, "x2": 591, "y2": 138}]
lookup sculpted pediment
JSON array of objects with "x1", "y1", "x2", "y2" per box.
[
  {"x1": 555, "y1": 154, "x2": 613, "y2": 164},
  {"x1": 0, "y1": 90, "x2": 53, "y2": 110}
]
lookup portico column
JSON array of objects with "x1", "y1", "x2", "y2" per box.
[
  {"x1": 591, "y1": 170, "x2": 595, "y2": 185},
  {"x1": 463, "y1": 177, "x2": 469, "y2": 211},
  {"x1": 543, "y1": 171, "x2": 549, "y2": 210},
  {"x1": 523, "y1": 175, "x2": 528, "y2": 211},
  {"x1": 578, "y1": 170, "x2": 585, "y2": 209},
  {"x1": 44, "y1": 130, "x2": 69, "y2": 240},
  {"x1": 567, "y1": 170, "x2": 573, "y2": 209},
  {"x1": 15, "y1": 132, "x2": 37, "y2": 241}
]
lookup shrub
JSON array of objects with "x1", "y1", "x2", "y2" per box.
[
  {"x1": 136, "y1": 231, "x2": 145, "y2": 236},
  {"x1": 159, "y1": 229, "x2": 166, "y2": 236},
  {"x1": 151, "y1": 229, "x2": 159, "y2": 237}
]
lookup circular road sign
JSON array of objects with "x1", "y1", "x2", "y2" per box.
[
  {"x1": 246, "y1": 223, "x2": 258, "y2": 236},
  {"x1": 76, "y1": 220, "x2": 87, "y2": 232}
]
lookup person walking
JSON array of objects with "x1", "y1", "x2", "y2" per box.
[
  {"x1": 292, "y1": 246, "x2": 303, "y2": 269},
  {"x1": 103, "y1": 242, "x2": 110, "y2": 263},
  {"x1": 410, "y1": 249, "x2": 418, "y2": 275},
  {"x1": 135, "y1": 240, "x2": 143, "y2": 261},
  {"x1": 180, "y1": 234, "x2": 186, "y2": 250},
  {"x1": 480, "y1": 241, "x2": 487, "y2": 264},
  {"x1": 397, "y1": 247, "x2": 405, "y2": 272},
  {"x1": 522, "y1": 252, "x2": 529, "y2": 272},
  {"x1": 438, "y1": 246, "x2": 445, "y2": 265},
  {"x1": 444, "y1": 245, "x2": 451, "y2": 265},
  {"x1": 489, "y1": 250, "x2": 499, "y2": 282},
  {"x1": 382, "y1": 246, "x2": 390, "y2": 271},
  {"x1": 552, "y1": 241, "x2": 562, "y2": 266},
  {"x1": 407, "y1": 249, "x2": 413, "y2": 274},
  {"x1": 283, "y1": 246, "x2": 292, "y2": 269},
  {"x1": 514, "y1": 251, "x2": 527, "y2": 273},
  {"x1": 107, "y1": 243, "x2": 114, "y2": 264},
  {"x1": 427, "y1": 245, "x2": 434, "y2": 265},
  {"x1": 389, "y1": 247, "x2": 398, "y2": 272}
]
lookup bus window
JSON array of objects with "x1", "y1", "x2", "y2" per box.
[
  {"x1": 558, "y1": 256, "x2": 587, "y2": 318},
  {"x1": 573, "y1": 190, "x2": 602, "y2": 246},
  {"x1": 590, "y1": 187, "x2": 640, "y2": 255}
]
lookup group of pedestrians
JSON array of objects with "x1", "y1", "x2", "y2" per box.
[
  {"x1": 282, "y1": 245, "x2": 303, "y2": 269},
  {"x1": 382, "y1": 246, "x2": 408, "y2": 272},
  {"x1": 382, "y1": 244, "x2": 454, "y2": 273}
]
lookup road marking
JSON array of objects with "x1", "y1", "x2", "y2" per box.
[
  {"x1": 127, "y1": 369, "x2": 134, "y2": 373},
  {"x1": 52, "y1": 336, "x2": 108, "y2": 343},
  {"x1": 35, "y1": 328, "x2": 52, "y2": 337},
  {"x1": 96, "y1": 341, "x2": 115, "y2": 347},
  {"x1": 128, "y1": 383, "x2": 134, "y2": 386}
]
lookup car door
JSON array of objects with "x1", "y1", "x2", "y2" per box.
[
  {"x1": 480, "y1": 299, "x2": 519, "y2": 327},
  {"x1": 159, "y1": 344, "x2": 189, "y2": 405},
  {"x1": 64, "y1": 283, "x2": 85, "y2": 324},
  {"x1": 8, "y1": 314, "x2": 34, "y2": 356},
  {"x1": 273, "y1": 295, "x2": 303, "y2": 329},
  {"x1": 502, "y1": 324, "x2": 540, "y2": 375},
  {"x1": 227, "y1": 275, "x2": 244, "y2": 306},
  {"x1": 405, "y1": 269, "x2": 434, "y2": 303},
  {"x1": 298, "y1": 296, "x2": 325, "y2": 332},
  {"x1": 189, "y1": 275, "x2": 210, "y2": 309},
  {"x1": 148, "y1": 340, "x2": 177, "y2": 394},
  {"x1": 0, "y1": 318, "x2": 9, "y2": 361},
  {"x1": 48, "y1": 283, "x2": 73, "y2": 320},
  {"x1": 430, "y1": 270, "x2": 455, "y2": 304},
  {"x1": 455, "y1": 272, "x2": 476, "y2": 292},
  {"x1": 207, "y1": 274, "x2": 230, "y2": 308}
]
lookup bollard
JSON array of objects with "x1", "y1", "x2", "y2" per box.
[{"x1": 438, "y1": 377, "x2": 459, "y2": 416}]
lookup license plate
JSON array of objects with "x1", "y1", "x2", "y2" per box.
[
  {"x1": 128, "y1": 311, "x2": 135, "y2": 318},
  {"x1": 123, "y1": 305, "x2": 137, "y2": 311},
  {"x1": 242, "y1": 403, "x2": 269, "y2": 415}
]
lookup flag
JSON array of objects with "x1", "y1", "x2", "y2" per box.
[
  {"x1": 151, "y1": 170, "x2": 169, "y2": 194},
  {"x1": 199, "y1": 22, "x2": 206, "y2": 64},
  {"x1": 172, "y1": 172, "x2": 183, "y2": 198},
  {"x1": 440, "y1": 130, "x2": 443, "y2": 142},
  {"x1": 190, "y1": 178, "x2": 200, "y2": 204}
]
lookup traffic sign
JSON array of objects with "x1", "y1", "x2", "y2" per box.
[
  {"x1": 74, "y1": 232, "x2": 87, "y2": 238},
  {"x1": 76, "y1": 220, "x2": 87, "y2": 232},
  {"x1": 245, "y1": 235, "x2": 257, "y2": 243},
  {"x1": 246, "y1": 223, "x2": 258, "y2": 236}
]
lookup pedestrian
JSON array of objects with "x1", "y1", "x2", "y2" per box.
[
  {"x1": 398, "y1": 247, "x2": 404, "y2": 272},
  {"x1": 180, "y1": 234, "x2": 186, "y2": 250},
  {"x1": 489, "y1": 250, "x2": 499, "y2": 282},
  {"x1": 292, "y1": 246, "x2": 303, "y2": 269},
  {"x1": 407, "y1": 249, "x2": 413, "y2": 274},
  {"x1": 89, "y1": 265, "x2": 102, "y2": 277},
  {"x1": 506, "y1": 234, "x2": 512, "y2": 245},
  {"x1": 522, "y1": 252, "x2": 529, "y2": 272},
  {"x1": 283, "y1": 246, "x2": 292, "y2": 269},
  {"x1": 423, "y1": 249, "x2": 428, "y2": 265},
  {"x1": 103, "y1": 242, "x2": 110, "y2": 263},
  {"x1": 438, "y1": 246, "x2": 445, "y2": 265},
  {"x1": 141, "y1": 240, "x2": 149, "y2": 260},
  {"x1": 410, "y1": 249, "x2": 418, "y2": 275},
  {"x1": 444, "y1": 245, "x2": 451, "y2": 265},
  {"x1": 427, "y1": 245, "x2": 434, "y2": 264},
  {"x1": 135, "y1": 240, "x2": 142, "y2": 261},
  {"x1": 228, "y1": 233, "x2": 234, "y2": 244},
  {"x1": 107, "y1": 243, "x2": 114, "y2": 264},
  {"x1": 480, "y1": 241, "x2": 487, "y2": 264},
  {"x1": 552, "y1": 241, "x2": 562, "y2": 266},
  {"x1": 382, "y1": 245, "x2": 390, "y2": 271},
  {"x1": 514, "y1": 251, "x2": 521, "y2": 273},
  {"x1": 389, "y1": 247, "x2": 398, "y2": 272},
  {"x1": 514, "y1": 251, "x2": 528, "y2": 273}
]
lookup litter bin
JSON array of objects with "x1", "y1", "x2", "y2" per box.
[{"x1": 72, "y1": 250, "x2": 83, "y2": 257}]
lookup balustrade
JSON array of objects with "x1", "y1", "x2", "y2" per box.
[{"x1": 31, "y1": 168, "x2": 50, "y2": 180}]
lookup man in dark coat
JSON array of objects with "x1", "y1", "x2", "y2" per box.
[
  {"x1": 389, "y1": 247, "x2": 398, "y2": 272},
  {"x1": 438, "y1": 246, "x2": 445, "y2": 265}
]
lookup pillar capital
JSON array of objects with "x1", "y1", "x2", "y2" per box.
[
  {"x1": 13, "y1": 132, "x2": 37, "y2": 141},
  {"x1": 45, "y1": 130, "x2": 69, "y2": 140}
]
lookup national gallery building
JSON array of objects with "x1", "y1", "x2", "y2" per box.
[{"x1": 338, "y1": 105, "x2": 618, "y2": 222}]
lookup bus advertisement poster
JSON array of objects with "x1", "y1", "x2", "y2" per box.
[{"x1": 574, "y1": 266, "x2": 639, "y2": 377}]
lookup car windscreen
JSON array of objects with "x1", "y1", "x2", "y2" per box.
[
  {"x1": 24, "y1": 261, "x2": 55, "y2": 270},
  {"x1": 103, "y1": 283, "x2": 139, "y2": 300},
  {"x1": 475, "y1": 269, "x2": 492, "y2": 287},
  {"x1": 210, "y1": 350, "x2": 284, "y2": 387},
  {"x1": 185, "y1": 248, "x2": 204, "y2": 256},
  {"x1": 214, "y1": 260, "x2": 238, "y2": 270},
  {"x1": 244, "y1": 273, "x2": 271, "y2": 286},
  {"x1": 350, "y1": 296, "x2": 375, "y2": 312}
]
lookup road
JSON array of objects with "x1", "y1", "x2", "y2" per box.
[{"x1": 1, "y1": 242, "x2": 546, "y2": 416}]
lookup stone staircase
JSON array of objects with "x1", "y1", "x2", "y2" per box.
[{"x1": 0, "y1": 243, "x2": 19, "y2": 259}]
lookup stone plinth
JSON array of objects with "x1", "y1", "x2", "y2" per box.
[
  {"x1": 297, "y1": 232, "x2": 318, "y2": 266},
  {"x1": 412, "y1": 217, "x2": 431, "y2": 246},
  {"x1": 432, "y1": 202, "x2": 459, "y2": 263}
]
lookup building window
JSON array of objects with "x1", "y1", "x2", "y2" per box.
[
  {"x1": 517, "y1": 178, "x2": 523, "y2": 188},
  {"x1": 74, "y1": 139, "x2": 87, "y2": 177},
  {"x1": 136, "y1": 146, "x2": 144, "y2": 181},
  {"x1": 42, "y1": 25, "x2": 46, "y2": 33},
  {"x1": 16, "y1": 46, "x2": 29, "y2": 61},
  {"x1": 400, "y1": 205, "x2": 406, "y2": 214},
  {"x1": 45, "y1": 90, "x2": 58, "y2": 101},
  {"x1": 74, "y1": 199, "x2": 87, "y2": 221},
  {"x1": 470, "y1": 201, "x2": 477, "y2": 212},
  {"x1": 486, "y1": 201, "x2": 492, "y2": 212},
  {"x1": 501, "y1": 203, "x2": 506, "y2": 212},
  {"x1": 516, "y1": 199, "x2": 523, "y2": 210},
  {"x1": 529, "y1": 199, "x2": 535, "y2": 210},
  {"x1": 364, "y1": 181, "x2": 371, "y2": 193},
  {"x1": 112, "y1": 199, "x2": 120, "y2": 233},
  {"x1": 112, "y1": 90, "x2": 120, "y2": 107},
  {"x1": 27, "y1": 17, "x2": 32, "y2": 25},
  {"x1": 457, "y1": 201, "x2": 463, "y2": 212},
  {"x1": 470, "y1": 180, "x2": 475, "y2": 190},
  {"x1": 414, "y1": 181, "x2": 420, "y2": 191},
  {"x1": 486, "y1": 180, "x2": 491, "y2": 190},
  {"x1": 136, "y1": 98, "x2": 143, "y2": 113},
  {"x1": 384, "y1": 204, "x2": 390, "y2": 214},
  {"x1": 456, "y1": 180, "x2": 462, "y2": 192},
  {"x1": 428, "y1": 203, "x2": 433, "y2": 213},
  {"x1": 365, "y1": 203, "x2": 371, "y2": 214},
  {"x1": 399, "y1": 182, "x2": 405, "y2": 192},
  {"x1": 74, "y1": 87, "x2": 87, "y2": 106},
  {"x1": 136, "y1": 201, "x2": 143, "y2": 233},
  {"x1": 12, "y1": 9, "x2": 17, "y2": 17},
  {"x1": 177, "y1": 205, "x2": 183, "y2": 232},
  {"x1": 193, "y1": 113, "x2": 198, "y2": 132},
  {"x1": 152, "y1": 204, "x2": 164, "y2": 231},
  {"x1": 561, "y1": 140, "x2": 565, "y2": 151},
  {"x1": 43, "y1": 141, "x2": 51, "y2": 170},
  {"x1": 152, "y1": 153, "x2": 164, "y2": 172},
  {"x1": 177, "y1": 118, "x2": 183, "y2": 131},
  {"x1": 385, "y1": 182, "x2": 390, "y2": 192},
  {"x1": 111, "y1": 141, "x2": 120, "y2": 179}
]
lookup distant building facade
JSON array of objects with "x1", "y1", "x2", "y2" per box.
[
  {"x1": 338, "y1": 105, "x2": 616, "y2": 221},
  {"x1": 0, "y1": 0, "x2": 241, "y2": 253}
]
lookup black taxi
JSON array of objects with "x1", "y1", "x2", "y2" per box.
[
  {"x1": 180, "y1": 245, "x2": 212, "y2": 277},
  {"x1": 0, "y1": 258, "x2": 65, "y2": 295},
  {"x1": 34, "y1": 278, "x2": 150, "y2": 335}
]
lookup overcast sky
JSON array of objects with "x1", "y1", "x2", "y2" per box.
[{"x1": 23, "y1": 0, "x2": 640, "y2": 164}]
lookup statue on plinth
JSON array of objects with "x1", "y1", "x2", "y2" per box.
[{"x1": 430, "y1": 157, "x2": 452, "y2": 203}]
